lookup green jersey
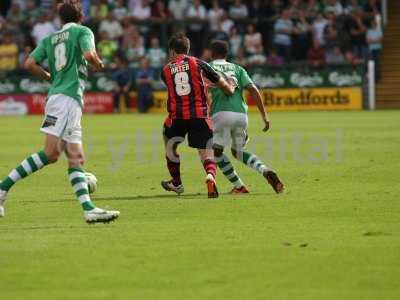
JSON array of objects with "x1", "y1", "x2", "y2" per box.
[
  {"x1": 30, "y1": 23, "x2": 96, "y2": 106},
  {"x1": 209, "y1": 59, "x2": 254, "y2": 115}
]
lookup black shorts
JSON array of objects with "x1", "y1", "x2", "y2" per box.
[{"x1": 163, "y1": 118, "x2": 213, "y2": 149}]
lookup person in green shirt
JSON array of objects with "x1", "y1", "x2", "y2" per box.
[
  {"x1": 0, "y1": 1, "x2": 120, "y2": 224},
  {"x1": 209, "y1": 40, "x2": 284, "y2": 194}
]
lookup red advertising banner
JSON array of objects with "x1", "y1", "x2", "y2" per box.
[{"x1": 0, "y1": 93, "x2": 113, "y2": 115}]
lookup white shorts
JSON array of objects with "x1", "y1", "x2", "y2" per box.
[
  {"x1": 40, "y1": 94, "x2": 83, "y2": 144},
  {"x1": 212, "y1": 111, "x2": 248, "y2": 150}
]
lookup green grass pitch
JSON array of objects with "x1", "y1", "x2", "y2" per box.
[{"x1": 0, "y1": 111, "x2": 399, "y2": 300}]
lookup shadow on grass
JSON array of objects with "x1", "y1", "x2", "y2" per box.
[{"x1": 21, "y1": 193, "x2": 207, "y2": 203}]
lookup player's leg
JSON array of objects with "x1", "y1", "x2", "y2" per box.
[
  {"x1": 161, "y1": 118, "x2": 185, "y2": 194},
  {"x1": 188, "y1": 119, "x2": 218, "y2": 198},
  {"x1": 198, "y1": 148, "x2": 218, "y2": 198},
  {"x1": 230, "y1": 115, "x2": 284, "y2": 193},
  {"x1": 0, "y1": 95, "x2": 68, "y2": 217},
  {"x1": 212, "y1": 112, "x2": 247, "y2": 194},
  {"x1": 62, "y1": 99, "x2": 119, "y2": 223}
]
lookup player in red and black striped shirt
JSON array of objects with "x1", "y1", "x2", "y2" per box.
[{"x1": 160, "y1": 34, "x2": 235, "y2": 198}]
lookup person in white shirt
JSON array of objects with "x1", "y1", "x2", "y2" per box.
[
  {"x1": 208, "y1": 0, "x2": 225, "y2": 32},
  {"x1": 312, "y1": 13, "x2": 329, "y2": 45},
  {"x1": 131, "y1": 0, "x2": 151, "y2": 20},
  {"x1": 168, "y1": 0, "x2": 189, "y2": 20},
  {"x1": 31, "y1": 13, "x2": 57, "y2": 45},
  {"x1": 146, "y1": 37, "x2": 167, "y2": 69},
  {"x1": 229, "y1": 0, "x2": 248, "y2": 19},
  {"x1": 219, "y1": 12, "x2": 234, "y2": 35},
  {"x1": 99, "y1": 12, "x2": 123, "y2": 40},
  {"x1": 324, "y1": 0, "x2": 344, "y2": 16}
]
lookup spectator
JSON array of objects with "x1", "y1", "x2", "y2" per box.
[
  {"x1": 288, "y1": 0, "x2": 303, "y2": 19},
  {"x1": 208, "y1": 0, "x2": 224, "y2": 32},
  {"x1": 363, "y1": 0, "x2": 381, "y2": 18},
  {"x1": 125, "y1": 30, "x2": 145, "y2": 68},
  {"x1": 293, "y1": 10, "x2": 312, "y2": 60},
  {"x1": 267, "y1": 48, "x2": 284, "y2": 66},
  {"x1": 324, "y1": 24, "x2": 339, "y2": 51},
  {"x1": 312, "y1": 12, "x2": 329, "y2": 45},
  {"x1": 326, "y1": 46, "x2": 345, "y2": 64},
  {"x1": 136, "y1": 57, "x2": 154, "y2": 113},
  {"x1": 304, "y1": 0, "x2": 321, "y2": 18},
  {"x1": 345, "y1": 50, "x2": 364, "y2": 65},
  {"x1": 97, "y1": 31, "x2": 119, "y2": 65},
  {"x1": 0, "y1": 33, "x2": 18, "y2": 71},
  {"x1": 6, "y1": 3, "x2": 24, "y2": 24},
  {"x1": 99, "y1": 12, "x2": 123, "y2": 40},
  {"x1": 229, "y1": 26, "x2": 243, "y2": 59},
  {"x1": 31, "y1": 13, "x2": 57, "y2": 46},
  {"x1": 146, "y1": 37, "x2": 167, "y2": 70},
  {"x1": 345, "y1": 0, "x2": 362, "y2": 15},
  {"x1": 113, "y1": 0, "x2": 129, "y2": 20},
  {"x1": 18, "y1": 45, "x2": 32, "y2": 68},
  {"x1": 11, "y1": 0, "x2": 27, "y2": 10},
  {"x1": 121, "y1": 20, "x2": 138, "y2": 49},
  {"x1": 219, "y1": 12, "x2": 234, "y2": 35},
  {"x1": 307, "y1": 38, "x2": 325, "y2": 67},
  {"x1": 112, "y1": 56, "x2": 132, "y2": 113},
  {"x1": 244, "y1": 24, "x2": 264, "y2": 56},
  {"x1": 349, "y1": 9, "x2": 367, "y2": 58},
  {"x1": 244, "y1": 24, "x2": 265, "y2": 65},
  {"x1": 270, "y1": 0, "x2": 285, "y2": 19},
  {"x1": 366, "y1": 19, "x2": 383, "y2": 81},
  {"x1": 90, "y1": 0, "x2": 110, "y2": 20},
  {"x1": 229, "y1": 0, "x2": 249, "y2": 20},
  {"x1": 168, "y1": 0, "x2": 189, "y2": 20},
  {"x1": 324, "y1": 0, "x2": 344, "y2": 16},
  {"x1": 274, "y1": 10, "x2": 293, "y2": 61},
  {"x1": 152, "y1": 0, "x2": 168, "y2": 20},
  {"x1": 40, "y1": 0, "x2": 53, "y2": 12},
  {"x1": 132, "y1": 0, "x2": 151, "y2": 20},
  {"x1": 25, "y1": 0, "x2": 41, "y2": 26},
  {"x1": 186, "y1": 0, "x2": 207, "y2": 56}
]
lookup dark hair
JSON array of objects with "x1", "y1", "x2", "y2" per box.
[
  {"x1": 210, "y1": 40, "x2": 229, "y2": 59},
  {"x1": 58, "y1": 1, "x2": 83, "y2": 24},
  {"x1": 168, "y1": 33, "x2": 190, "y2": 54}
]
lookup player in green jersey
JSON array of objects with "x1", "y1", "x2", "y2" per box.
[
  {"x1": 0, "y1": 1, "x2": 120, "y2": 223},
  {"x1": 209, "y1": 40, "x2": 284, "y2": 194}
]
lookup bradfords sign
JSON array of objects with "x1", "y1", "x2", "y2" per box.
[
  {"x1": 247, "y1": 87, "x2": 362, "y2": 111},
  {"x1": 248, "y1": 65, "x2": 364, "y2": 88}
]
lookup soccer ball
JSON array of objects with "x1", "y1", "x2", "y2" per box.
[{"x1": 85, "y1": 172, "x2": 98, "y2": 194}]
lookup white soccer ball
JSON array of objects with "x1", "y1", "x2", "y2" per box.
[{"x1": 85, "y1": 172, "x2": 98, "y2": 194}]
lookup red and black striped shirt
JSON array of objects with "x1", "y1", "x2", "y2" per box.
[{"x1": 161, "y1": 55, "x2": 220, "y2": 120}]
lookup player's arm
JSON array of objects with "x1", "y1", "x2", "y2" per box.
[
  {"x1": 80, "y1": 27, "x2": 104, "y2": 71},
  {"x1": 197, "y1": 59, "x2": 235, "y2": 95},
  {"x1": 24, "y1": 40, "x2": 51, "y2": 82},
  {"x1": 24, "y1": 58, "x2": 51, "y2": 82},
  {"x1": 83, "y1": 50, "x2": 104, "y2": 71},
  {"x1": 246, "y1": 83, "x2": 270, "y2": 132}
]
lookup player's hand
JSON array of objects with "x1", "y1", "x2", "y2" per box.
[{"x1": 262, "y1": 117, "x2": 270, "y2": 132}]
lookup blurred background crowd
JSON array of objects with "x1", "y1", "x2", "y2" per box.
[
  {"x1": 0, "y1": 0, "x2": 384, "y2": 111},
  {"x1": 0, "y1": 0, "x2": 384, "y2": 70}
]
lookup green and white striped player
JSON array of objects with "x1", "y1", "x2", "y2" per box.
[
  {"x1": 209, "y1": 40, "x2": 284, "y2": 194},
  {"x1": 0, "y1": 2, "x2": 119, "y2": 223}
]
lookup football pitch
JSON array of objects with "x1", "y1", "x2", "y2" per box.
[{"x1": 0, "y1": 111, "x2": 399, "y2": 300}]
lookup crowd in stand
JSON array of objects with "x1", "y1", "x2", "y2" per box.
[{"x1": 0, "y1": 0, "x2": 383, "y2": 73}]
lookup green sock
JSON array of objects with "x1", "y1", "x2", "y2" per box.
[
  {"x1": 216, "y1": 154, "x2": 244, "y2": 188},
  {"x1": 68, "y1": 167, "x2": 96, "y2": 211},
  {"x1": 0, "y1": 150, "x2": 49, "y2": 192},
  {"x1": 236, "y1": 150, "x2": 271, "y2": 175}
]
